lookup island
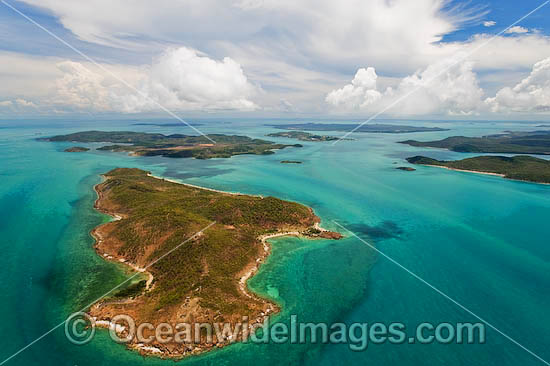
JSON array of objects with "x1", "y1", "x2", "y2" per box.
[
  {"x1": 41, "y1": 131, "x2": 302, "y2": 159},
  {"x1": 132, "y1": 122, "x2": 203, "y2": 127},
  {"x1": 267, "y1": 131, "x2": 339, "y2": 142},
  {"x1": 280, "y1": 160, "x2": 303, "y2": 164},
  {"x1": 267, "y1": 123, "x2": 448, "y2": 133},
  {"x1": 89, "y1": 168, "x2": 341, "y2": 358},
  {"x1": 64, "y1": 146, "x2": 89, "y2": 152},
  {"x1": 406, "y1": 155, "x2": 550, "y2": 184},
  {"x1": 400, "y1": 130, "x2": 550, "y2": 155},
  {"x1": 396, "y1": 166, "x2": 415, "y2": 171}
]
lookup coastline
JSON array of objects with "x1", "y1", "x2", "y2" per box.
[
  {"x1": 423, "y1": 164, "x2": 550, "y2": 185},
  {"x1": 147, "y1": 173, "x2": 264, "y2": 198},
  {"x1": 88, "y1": 171, "x2": 340, "y2": 358}
]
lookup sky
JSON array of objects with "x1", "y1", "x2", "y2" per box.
[{"x1": 0, "y1": 0, "x2": 550, "y2": 120}]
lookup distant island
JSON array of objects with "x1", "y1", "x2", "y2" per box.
[
  {"x1": 406, "y1": 155, "x2": 550, "y2": 184},
  {"x1": 281, "y1": 160, "x2": 303, "y2": 164},
  {"x1": 90, "y1": 168, "x2": 341, "y2": 358},
  {"x1": 536, "y1": 125, "x2": 550, "y2": 128},
  {"x1": 267, "y1": 123, "x2": 448, "y2": 133},
  {"x1": 64, "y1": 146, "x2": 89, "y2": 152},
  {"x1": 267, "y1": 131, "x2": 339, "y2": 141},
  {"x1": 41, "y1": 131, "x2": 301, "y2": 159},
  {"x1": 396, "y1": 166, "x2": 415, "y2": 171},
  {"x1": 400, "y1": 130, "x2": 550, "y2": 155},
  {"x1": 132, "y1": 122, "x2": 203, "y2": 127}
]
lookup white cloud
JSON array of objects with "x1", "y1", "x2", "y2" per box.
[
  {"x1": 138, "y1": 47, "x2": 258, "y2": 112},
  {"x1": 0, "y1": 48, "x2": 258, "y2": 114},
  {"x1": 7, "y1": 0, "x2": 550, "y2": 116},
  {"x1": 19, "y1": 0, "x2": 485, "y2": 74},
  {"x1": 325, "y1": 67, "x2": 382, "y2": 109},
  {"x1": 483, "y1": 21, "x2": 496, "y2": 27},
  {"x1": 326, "y1": 55, "x2": 484, "y2": 115},
  {"x1": 486, "y1": 57, "x2": 550, "y2": 113},
  {"x1": 505, "y1": 26, "x2": 529, "y2": 34}
]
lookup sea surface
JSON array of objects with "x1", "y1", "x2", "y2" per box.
[{"x1": 0, "y1": 118, "x2": 549, "y2": 366}]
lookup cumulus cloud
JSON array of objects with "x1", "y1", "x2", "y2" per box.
[
  {"x1": 138, "y1": 47, "x2": 258, "y2": 112},
  {"x1": 505, "y1": 26, "x2": 529, "y2": 34},
  {"x1": 325, "y1": 67, "x2": 382, "y2": 109},
  {"x1": 8, "y1": 1, "x2": 550, "y2": 116},
  {"x1": 7, "y1": 47, "x2": 258, "y2": 113},
  {"x1": 486, "y1": 57, "x2": 550, "y2": 113},
  {"x1": 326, "y1": 56, "x2": 484, "y2": 115}
]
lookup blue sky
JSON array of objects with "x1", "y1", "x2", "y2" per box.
[{"x1": 1, "y1": 0, "x2": 549, "y2": 118}]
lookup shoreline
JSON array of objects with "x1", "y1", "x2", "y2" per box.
[
  {"x1": 88, "y1": 171, "x2": 340, "y2": 358},
  {"x1": 147, "y1": 173, "x2": 264, "y2": 198},
  {"x1": 423, "y1": 164, "x2": 550, "y2": 185}
]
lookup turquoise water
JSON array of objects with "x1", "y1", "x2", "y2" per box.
[{"x1": 0, "y1": 119, "x2": 549, "y2": 365}]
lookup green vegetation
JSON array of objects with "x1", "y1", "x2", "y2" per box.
[
  {"x1": 93, "y1": 168, "x2": 337, "y2": 322},
  {"x1": 268, "y1": 123, "x2": 448, "y2": 133},
  {"x1": 396, "y1": 166, "x2": 415, "y2": 171},
  {"x1": 267, "y1": 131, "x2": 339, "y2": 141},
  {"x1": 400, "y1": 130, "x2": 550, "y2": 154},
  {"x1": 64, "y1": 146, "x2": 89, "y2": 152},
  {"x1": 43, "y1": 130, "x2": 301, "y2": 159},
  {"x1": 113, "y1": 280, "x2": 147, "y2": 298},
  {"x1": 406, "y1": 155, "x2": 550, "y2": 183}
]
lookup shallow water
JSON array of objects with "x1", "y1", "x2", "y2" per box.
[{"x1": 0, "y1": 118, "x2": 549, "y2": 365}]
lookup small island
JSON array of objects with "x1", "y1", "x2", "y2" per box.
[
  {"x1": 89, "y1": 168, "x2": 341, "y2": 358},
  {"x1": 267, "y1": 131, "x2": 339, "y2": 142},
  {"x1": 132, "y1": 122, "x2": 203, "y2": 127},
  {"x1": 396, "y1": 166, "x2": 415, "y2": 171},
  {"x1": 400, "y1": 130, "x2": 550, "y2": 155},
  {"x1": 267, "y1": 123, "x2": 448, "y2": 133},
  {"x1": 406, "y1": 155, "x2": 550, "y2": 184},
  {"x1": 64, "y1": 146, "x2": 89, "y2": 152},
  {"x1": 280, "y1": 160, "x2": 303, "y2": 164},
  {"x1": 42, "y1": 131, "x2": 302, "y2": 159}
]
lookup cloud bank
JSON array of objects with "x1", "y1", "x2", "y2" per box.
[{"x1": 1, "y1": 47, "x2": 258, "y2": 113}]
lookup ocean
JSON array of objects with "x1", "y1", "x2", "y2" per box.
[{"x1": 0, "y1": 118, "x2": 549, "y2": 365}]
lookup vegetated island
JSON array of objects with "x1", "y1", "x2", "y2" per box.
[
  {"x1": 89, "y1": 168, "x2": 342, "y2": 358},
  {"x1": 41, "y1": 131, "x2": 301, "y2": 159},
  {"x1": 132, "y1": 123, "x2": 203, "y2": 127},
  {"x1": 280, "y1": 160, "x2": 302, "y2": 164},
  {"x1": 406, "y1": 155, "x2": 550, "y2": 184},
  {"x1": 267, "y1": 123, "x2": 448, "y2": 133},
  {"x1": 64, "y1": 146, "x2": 89, "y2": 152},
  {"x1": 267, "y1": 131, "x2": 339, "y2": 141},
  {"x1": 400, "y1": 130, "x2": 550, "y2": 155},
  {"x1": 396, "y1": 166, "x2": 415, "y2": 171}
]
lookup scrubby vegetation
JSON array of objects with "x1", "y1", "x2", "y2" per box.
[
  {"x1": 43, "y1": 131, "x2": 301, "y2": 159},
  {"x1": 407, "y1": 155, "x2": 550, "y2": 183},
  {"x1": 267, "y1": 131, "x2": 339, "y2": 141},
  {"x1": 400, "y1": 130, "x2": 550, "y2": 154},
  {"x1": 64, "y1": 146, "x2": 89, "y2": 152},
  {"x1": 268, "y1": 123, "x2": 448, "y2": 133},
  {"x1": 92, "y1": 168, "x2": 335, "y2": 328}
]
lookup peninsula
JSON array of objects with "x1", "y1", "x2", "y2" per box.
[
  {"x1": 400, "y1": 130, "x2": 550, "y2": 155},
  {"x1": 267, "y1": 123, "x2": 448, "y2": 133},
  {"x1": 42, "y1": 131, "x2": 301, "y2": 159},
  {"x1": 90, "y1": 168, "x2": 341, "y2": 358},
  {"x1": 267, "y1": 131, "x2": 339, "y2": 141},
  {"x1": 406, "y1": 155, "x2": 550, "y2": 184}
]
